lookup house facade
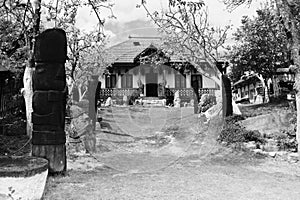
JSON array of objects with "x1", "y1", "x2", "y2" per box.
[
  {"x1": 233, "y1": 68, "x2": 295, "y2": 104},
  {"x1": 232, "y1": 74, "x2": 263, "y2": 103},
  {"x1": 100, "y1": 37, "x2": 218, "y2": 103}
]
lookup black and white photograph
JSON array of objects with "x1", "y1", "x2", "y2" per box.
[{"x1": 0, "y1": 0, "x2": 300, "y2": 199}]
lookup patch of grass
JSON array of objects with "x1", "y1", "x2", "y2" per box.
[
  {"x1": 218, "y1": 115, "x2": 265, "y2": 145},
  {"x1": 238, "y1": 97, "x2": 290, "y2": 118}
]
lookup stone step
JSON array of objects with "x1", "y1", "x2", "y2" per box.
[{"x1": 141, "y1": 99, "x2": 166, "y2": 107}]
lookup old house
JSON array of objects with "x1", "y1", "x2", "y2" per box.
[{"x1": 100, "y1": 36, "x2": 218, "y2": 104}]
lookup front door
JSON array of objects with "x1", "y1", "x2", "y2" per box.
[{"x1": 146, "y1": 72, "x2": 158, "y2": 97}]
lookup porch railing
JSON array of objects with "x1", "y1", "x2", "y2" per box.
[
  {"x1": 100, "y1": 88, "x2": 139, "y2": 98},
  {"x1": 100, "y1": 88, "x2": 217, "y2": 100},
  {"x1": 165, "y1": 88, "x2": 216, "y2": 97}
]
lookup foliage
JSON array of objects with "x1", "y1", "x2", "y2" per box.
[
  {"x1": 218, "y1": 115, "x2": 265, "y2": 145},
  {"x1": 229, "y1": 4, "x2": 289, "y2": 83},
  {"x1": 0, "y1": 1, "x2": 34, "y2": 75},
  {"x1": 139, "y1": 0, "x2": 230, "y2": 81},
  {"x1": 43, "y1": 0, "x2": 114, "y2": 100},
  {"x1": 223, "y1": 0, "x2": 300, "y2": 152},
  {"x1": 198, "y1": 94, "x2": 216, "y2": 113},
  {"x1": 275, "y1": 134, "x2": 297, "y2": 152},
  {"x1": 43, "y1": 0, "x2": 114, "y2": 78},
  {"x1": 274, "y1": 111, "x2": 297, "y2": 151},
  {"x1": 129, "y1": 89, "x2": 142, "y2": 105},
  {"x1": 0, "y1": 0, "x2": 114, "y2": 78}
]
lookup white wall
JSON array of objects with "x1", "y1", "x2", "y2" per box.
[
  {"x1": 165, "y1": 73, "x2": 174, "y2": 88},
  {"x1": 99, "y1": 76, "x2": 105, "y2": 88},
  {"x1": 102, "y1": 64, "x2": 218, "y2": 89},
  {"x1": 202, "y1": 76, "x2": 216, "y2": 88}
]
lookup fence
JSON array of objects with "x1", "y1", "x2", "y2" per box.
[
  {"x1": 100, "y1": 88, "x2": 138, "y2": 99},
  {"x1": 165, "y1": 88, "x2": 217, "y2": 97},
  {"x1": 0, "y1": 79, "x2": 24, "y2": 118}
]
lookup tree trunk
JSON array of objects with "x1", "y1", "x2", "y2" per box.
[
  {"x1": 22, "y1": 0, "x2": 41, "y2": 137},
  {"x1": 264, "y1": 85, "x2": 270, "y2": 103},
  {"x1": 279, "y1": 0, "x2": 300, "y2": 155},
  {"x1": 88, "y1": 76, "x2": 99, "y2": 130},
  {"x1": 256, "y1": 74, "x2": 269, "y2": 103},
  {"x1": 292, "y1": 42, "x2": 300, "y2": 156},
  {"x1": 23, "y1": 65, "x2": 34, "y2": 138}
]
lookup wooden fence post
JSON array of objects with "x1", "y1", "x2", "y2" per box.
[
  {"x1": 31, "y1": 28, "x2": 67, "y2": 174},
  {"x1": 222, "y1": 74, "x2": 233, "y2": 118}
]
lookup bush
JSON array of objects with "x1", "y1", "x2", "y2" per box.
[
  {"x1": 275, "y1": 134, "x2": 297, "y2": 152},
  {"x1": 198, "y1": 94, "x2": 216, "y2": 113},
  {"x1": 275, "y1": 112, "x2": 297, "y2": 152},
  {"x1": 218, "y1": 115, "x2": 265, "y2": 145},
  {"x1": 129, "y1": 89, "x2": 141, "y2": 105}
]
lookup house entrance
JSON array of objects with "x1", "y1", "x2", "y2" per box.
[{"x1": 145, "y1": 72, "x2": 158, "y2": 97}]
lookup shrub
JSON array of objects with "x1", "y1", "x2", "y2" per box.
[
  {"x1": 275, "y1": 134, "x2": 297, "y2": 152},
  {"x1": 198, "y1": 94, "x2": 216, "y2": 113},
  {"x1": 273, "y1": 111, "x2": 297, "y2": 152},
  {"x1": 218, "y1": 115, "x2": 265, "y2": 145},
  {"x1": 129, "y1": 89, "x2": 141, "y2": 105}
]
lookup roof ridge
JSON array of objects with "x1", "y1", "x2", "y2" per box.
[{"x1": 128, "y1": 35, "x2": 162, "y2": 40}]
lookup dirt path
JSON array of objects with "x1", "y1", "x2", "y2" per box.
[{"x1": 43, "y1": 106, "x2": 300, "y2": 200}]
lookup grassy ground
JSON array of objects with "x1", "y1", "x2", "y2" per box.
[
  {"x1": 238, "y1": 98, "x2": 291, "y2": 118},
  {"x1": 2, "y1": 103, "x2": 300, "y2": 199},
  {"x1": 43, "y1": 105, "x2": 300, "y2": 200}
]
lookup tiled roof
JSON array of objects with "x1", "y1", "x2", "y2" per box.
[
  {"x1": 233, "y1": 75, "x2": 260, "y2": 87},
  {"x1": 106, "y1": 37, "x2": 180, "y2": 63}
]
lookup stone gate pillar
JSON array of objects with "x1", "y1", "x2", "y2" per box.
[{"x1": 32, "y1": 28, "x2": 67, "y2": 174}]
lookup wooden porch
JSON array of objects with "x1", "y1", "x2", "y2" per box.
[{"x1": 99, "y1": 88, "x2": 217, "y2": 103}]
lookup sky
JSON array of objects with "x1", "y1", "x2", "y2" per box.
[
  {"x1": 43, "y1": 0, "x2": 266, "y2": 47},
  {"x1": 73, "y1": 0, "x2": 266, "y2": 47}
]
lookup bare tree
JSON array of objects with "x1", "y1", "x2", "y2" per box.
[
  {"x1": 0, "y1": 0, "x2": 114, "y2": 137},
  {"x1": 140, "y1": 0, "x2": 231, "y2": 85}
]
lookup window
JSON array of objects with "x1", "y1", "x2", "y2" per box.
[
  {"x1": 175, "y1": 74, "x2": 186, "y2": 88},
  {"x1": 121, "y1": 74, "x2": 133, "y2": 88},
  {"x1": 191, "y1": 75, "x2": 202, "y2": 89},
  {"x1": 105, "y1": 74, "x2": 116, "y2": 88}
]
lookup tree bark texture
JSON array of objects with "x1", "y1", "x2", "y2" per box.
[
  {"x1": 23, "y1": 0, "x2": 42, "y2": 138},
  {"x1": 32, "y1": 28, "x2": 68, "y2": 174},
  {"x1": 88, "y1": 75, "x2": 99, "y2": 130},
  {"x1": 222, "y1": 74, "x2": 233, "y2": 118},
  {"x1": 192, "y1": 79, "x2": 200, "y2": 114},
  {"x1": 279, "y1": 0, "x2": 300, "y2": 155},
  {"x1": 256, "y1": 74, "x2": 269, "y2": 103},
  {"x1": 23, "y1": 66, "x2": 34, "y2": 138}
]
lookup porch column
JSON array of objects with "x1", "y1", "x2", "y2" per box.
[
  {"x1": 186, "y1": 73, "x2": 191, "y2": 88},
  {"x1": 117, "y1": 74, "x2": 122, "y2": 88}
]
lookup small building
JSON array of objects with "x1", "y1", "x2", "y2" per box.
[
  {"x1": 100, "y1": 37, "x2": 218, "y2": 104},
  {"x1": 233, "y1": 68, "x2": 295, "y2": 104},
  {"x1": 232, "y1": 74, "x2": 263, "y2": 103}
]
